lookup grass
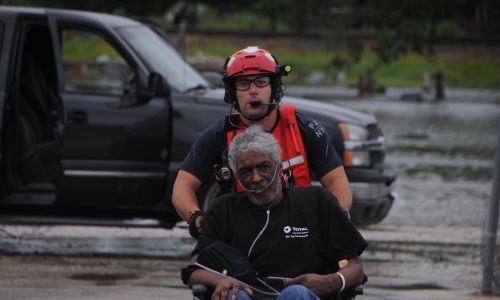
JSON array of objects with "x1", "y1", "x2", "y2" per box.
[{"x1": 369, "y1": 54, "x2": 500, "y2": 89}]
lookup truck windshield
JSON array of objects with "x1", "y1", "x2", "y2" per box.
[{"x1": 117, "y1": 26, "x2": 209, "y2": 93}]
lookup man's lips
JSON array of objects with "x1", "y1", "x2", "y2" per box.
[{"x1": 248, "y1": 183, "x2": 269, "y2": 193}]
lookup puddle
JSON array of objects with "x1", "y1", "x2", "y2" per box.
[{"x1": 69, "y1": 272, "x2": 139, "y2": 286}]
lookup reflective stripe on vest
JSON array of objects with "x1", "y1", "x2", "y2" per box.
[{"x1": 227, "y1": 105, "x2": 311, "y2": 192}]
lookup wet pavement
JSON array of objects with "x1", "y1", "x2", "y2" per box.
[
  {"x1": 1, "y1": 88, "x2": 499, "y2": 299},
  {"x1": 0, "y1": 223, "x2": 497, "y2": 299},
  {"x1": 0, "y1": 223, "x2": 491, "y2": 299},
  {"x1": 0, "y1": 253, "x2": 190, "y2": 300}
]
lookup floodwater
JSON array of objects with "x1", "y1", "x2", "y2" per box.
[{"x1": 332, "y1": 98, "x2": 499, "y2": 227}]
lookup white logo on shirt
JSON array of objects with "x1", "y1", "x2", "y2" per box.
[
  {"x1": 307, "y1": 120, "x2": 326, "y2": 138},
  {"x1": 283, "y1": 225, "x2": 309, "y2": 239}
]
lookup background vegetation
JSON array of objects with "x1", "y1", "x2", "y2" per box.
[
  {"x1": 2, "y1": 0, "x2": 500, "y2": 89},
  {"x1": 180, "y1": 34, "x2": 500, "y2": 89}
]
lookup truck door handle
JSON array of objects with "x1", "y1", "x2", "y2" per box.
[{"x1": 68, "y1": 110, "x2": 88, "y2": 123}]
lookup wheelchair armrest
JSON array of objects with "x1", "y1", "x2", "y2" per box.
[
  {"x1": 192, "y1": 284, "x2": 208, "y2": 300},
  {"x1": 352, "y1": 284, "x2": 363, "y2": 295},
  {"x1": 336, "y1": 284, "x2": 363, "y2": 300}
]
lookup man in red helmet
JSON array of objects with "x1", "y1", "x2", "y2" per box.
[{"x1": 173, "y1": 46, "x2": 352, "y2": 238}]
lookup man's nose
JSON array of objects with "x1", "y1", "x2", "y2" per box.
[
  {"x1": 248, "y1": 81, "x2": 259, "y2": 92},
  {"x1": 250, "y1": 169, "x2": 265, "y2": 183}
]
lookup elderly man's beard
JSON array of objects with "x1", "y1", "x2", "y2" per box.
[{"x1": 246, "y1": 173, "x2": 282, "y2": 206}]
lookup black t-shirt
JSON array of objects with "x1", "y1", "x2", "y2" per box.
[
  {"x1": 195, "y1": 187, "x2": 367, "y2": 278},
  {"x1": 179, "y1": 111, "x2": 343, "y2": 193}
]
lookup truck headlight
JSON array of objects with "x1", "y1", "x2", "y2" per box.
[{"x1": 338, "y1": 123, "x2": 371, "y2": 167}]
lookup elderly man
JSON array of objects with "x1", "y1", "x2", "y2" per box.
[{"x1": 182, "y1": 126, "x2": 366, "y2": 300}]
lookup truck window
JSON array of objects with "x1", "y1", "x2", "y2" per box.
[
  {"x1": 61, "y1": 29, "x2": 133, "y2": 95},
  {"x1": 117, "y1": 26, "x2": 208, "y2": 93}
]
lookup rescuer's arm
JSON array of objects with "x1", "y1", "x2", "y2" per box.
[
  {"x1": 172, "y1": 170, "x2": 203, "y2": 225},
  {"x1": 296, "y1": 113, "x2": 352, "y2": 210},
  {"x1": 320, "y1": 166, "x2": 353, "y2": 210}
]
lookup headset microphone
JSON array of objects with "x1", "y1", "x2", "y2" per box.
[
  {"x1": 250, "y1": 100, "x2": 264, "y2": 107},
  {"x1": 241, "y1": 100, "x2": 279, "y2": 122},
  {"x1": 250, "y1": 100, "x2": 279, "y2": 108},
  {"x1": 249, "y1": 100, "x2": 279, "y2": 108}
]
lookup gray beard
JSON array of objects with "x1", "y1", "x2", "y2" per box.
[{"x1": 246, "y1": 177, "x2": 281, "y2": 206}]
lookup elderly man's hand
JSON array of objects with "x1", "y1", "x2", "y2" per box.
[
  {"x1": 285, "y1": 273, "x2": 335, "y2": 296},
  {"x1": 211, "y1": 278, "x2": 253, "y2": 300}
]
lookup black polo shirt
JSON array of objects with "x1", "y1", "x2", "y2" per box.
[{"x1": 195, "y1": 187, "x2": 367, "y2": 278}]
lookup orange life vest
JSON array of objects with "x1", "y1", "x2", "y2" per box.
[{"x1": 226, "y1": 106, "x2": 311, "y2": 192}]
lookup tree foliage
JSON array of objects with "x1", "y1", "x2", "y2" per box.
[
  {"x1": 199, "y1": 0, "x2": 500, "y2": 64},
  {"x1": 340, "y1": 0, "x2": 500, "y2": 63},
  {"x1": 3, "y1": 0, "x2": 499, "y2": 65}
]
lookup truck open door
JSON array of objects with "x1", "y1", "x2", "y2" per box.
[{"x1": 46, "y1": 12, "x2": 173, "y2": 214}]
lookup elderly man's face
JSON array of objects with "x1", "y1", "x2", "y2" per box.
[{"x1": 235, "y1": 150, "x2": 281, "y2": 205}]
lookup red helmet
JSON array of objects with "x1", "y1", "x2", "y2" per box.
[
  {"x1": 223, "y1": 46, "x2": 291, "y2": 106},
  {"x1": 225, "y1": 46, "x2": 277, "y2": 78}
]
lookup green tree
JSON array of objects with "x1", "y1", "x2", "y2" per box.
[{"x1": 336, "y1": 0, "x2": 500, "y2": 62}]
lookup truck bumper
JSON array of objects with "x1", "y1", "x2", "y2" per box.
[
  {"x1": 347, "y1": 167, "x2": 397, "y2": 226},
  {"x1": 350, "y1": 182, "x2": 395, "y2": 226}
]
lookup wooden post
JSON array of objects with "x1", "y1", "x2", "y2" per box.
[{"x1": 481, "y1": 118, "x2": 500, "y2": 293}]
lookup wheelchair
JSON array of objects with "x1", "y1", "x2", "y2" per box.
[{"x1": 192, "y1": 282, "x2": 364, "y2": 300}]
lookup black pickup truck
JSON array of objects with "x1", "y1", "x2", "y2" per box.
[{"x1": 0, "y1": 7, "x2": 396, "y2": 227}]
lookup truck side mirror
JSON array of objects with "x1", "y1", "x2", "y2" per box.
[
  {"x1": 149, "y1": 72, "x2": 170, "y2": 97},
  {"x1": 116, "y1": 72, "x2": 170, "y2": 108},
  {"x1": 136, "y1": 72, "x2": 170, "y2": 104}
]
